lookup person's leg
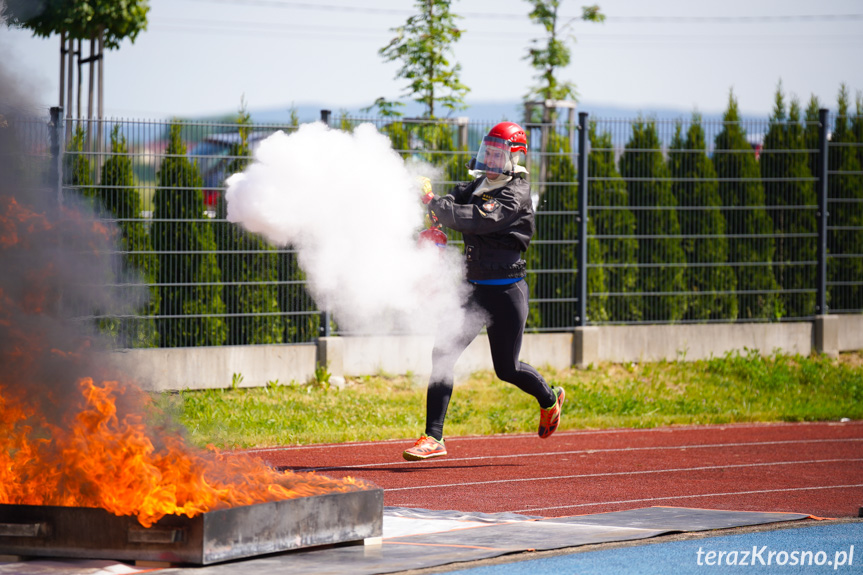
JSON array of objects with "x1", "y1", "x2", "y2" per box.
[
  {"x1": 424, "y1": 299, "x2": 485, "y2": 440},
  {"x1": 404, "y1": 293, "x2": 485, "y2": 460},
  {"x1": 481, "y1": 281, "x2": 557, "y2": 408}
]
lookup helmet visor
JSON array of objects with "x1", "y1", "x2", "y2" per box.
[{"x1": 474, "y1": 135, "x2": 515, "y2": 175}]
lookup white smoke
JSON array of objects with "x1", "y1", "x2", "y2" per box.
[{"x1": 225, "y1": 122, "x2": 470, "y2": 336}]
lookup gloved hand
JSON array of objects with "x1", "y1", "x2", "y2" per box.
[
  {"x1": 418, "y1": 176, "x2": 435, "y2": 205},
  {"x1": 427, "y1": 192, "x2": 454, "y2": 226}
]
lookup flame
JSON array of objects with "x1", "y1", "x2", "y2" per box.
[
  {"x1": 0, "y1": 196, "x2": 52, "y2": 249},
  {"x1": 0, "y1": 377, "x2": 368, "y2": 528},
  {"x1": 0, "y1": 194, "x2": 369, "y2": 529}
]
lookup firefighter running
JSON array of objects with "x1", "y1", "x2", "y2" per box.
[{"x1": 403, "y1": 122, "x2": 565, "y2": 461}]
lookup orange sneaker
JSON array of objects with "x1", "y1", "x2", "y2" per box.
[
  {"x1": 403, "y1": 435, "x2": 447, "y2": 461},
  {"x1": 538, "y1": 386, "x2": 565, "y2": 439}
]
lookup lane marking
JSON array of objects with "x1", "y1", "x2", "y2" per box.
[
  {"x1": 383, "y1": 458, "x2": 863, "y2": 492},
  {"x1": 287, "y1": 438, "x2": 863, "y2": 471},
  {"x1": 242, "y1": 421, "x2": 863, "y2": 454},
  {"x1": 511, "y1": 483, "x2": 863, "y2": 513}
]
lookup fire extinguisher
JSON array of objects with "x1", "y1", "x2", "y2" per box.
[
  {"x1": 418, "y1": 225, "x2": 447, "y2": 247},
  {"x1": 417, "y1": 176, "x2": 447, "y2": 248}
]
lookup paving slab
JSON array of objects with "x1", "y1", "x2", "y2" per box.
[{"x1": 0, "y1": 506, "x2": 814, "y2": 575}]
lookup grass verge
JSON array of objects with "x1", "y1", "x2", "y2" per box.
[{"x1": 156, "y1": 350, "x2": 863, "y2": 449}]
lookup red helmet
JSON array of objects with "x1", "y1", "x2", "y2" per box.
[
  {"x1": 486, "y1": 122, "x2": 527, "y2": 156},
  {"x1": 473, "y1": 122, "x2": 528, "y2": 176}
]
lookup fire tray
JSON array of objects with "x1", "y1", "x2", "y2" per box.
[{"x1": 0, "y1": 487, "x2": 383, "y2": 565}]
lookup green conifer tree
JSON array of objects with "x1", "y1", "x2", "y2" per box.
[
  {"x1": 529, "y1": 128, "x2": 576, "y2": 329},
  {"x1": 668, "y1": 115, "x2": 737, "y2": 321},
  {"x1": 802, "y1": 95, "x2": 822, "y2": 181},
  {"x1": 98, "y1": 124, "x2": 158, "y2": 347},
  {"x1": 761, "y1": 87, "x2": 817, "y2": 318},
  {"x1": 215, "y1": 106, "x2": 283, "y2": 345},
  {"x1": 588, "y1": 124, "x2": 638, "y2": 322},
  {"x1": 852, "y1": 93, "x2": 863, "y2": 310},
  {"x1": 620, "y1": 120, "x2": 687, "y2": 322},
  {"x1": 278, "y1": 251, "x2": 320, "y2": 343},
  {"x1": 584, "y1": 213, "x2": 608, "y2": 323},
  {"x1": 853, "y1": 92, "x2": 863, "y2": 170},
  {"x1": 152, "y1": 123, "x2": 226, "y2": 347},
  {"x1": 827, "y1": 85, "x2": 863, "y2": 311},
  {"x1": 714, "y1": 92, "x2": 780, "y2": 319},
  {"x1": 65, "y1": 124, "x2": 94, "y2": 202},
  {"x1": 530, "y1": 127, "x2": 606, "y2": 328}
]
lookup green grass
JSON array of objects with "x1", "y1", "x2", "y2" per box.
[{"x1": 156, "y1": 350, "x2": 863, "y2": 449}]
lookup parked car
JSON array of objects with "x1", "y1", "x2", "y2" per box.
[{"x1": 189, "y1": 131, "x2": 273, "y2": 212}]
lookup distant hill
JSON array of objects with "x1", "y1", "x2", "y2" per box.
[
  {"x1": 178, "y1": 100, "x2": 771, "y2": 151},
  {"x1": 245, "y1": 100, "x2": 762, "y2": 125}
]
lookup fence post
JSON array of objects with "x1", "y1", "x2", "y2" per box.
[
  {"x1": 539, "y1": 102, "x2": 550, "y2": 197},
  {"x1": 813, "y1": 108, "x2": 839, "y2": 356},
  {"x1": 49, "y1": 106, "x2": 63, "y2": 204},
  {"x1": 457, "y1": 117, "x2": 469, "y2": 150},
  {"x1": 319, "y1": 109, "x2": 332, "y2": 337},
  {"x1": 576, "y1": 112, "x2": 589, "y2": 327},
  {"x1": 816, "y1": 108, "x2": 829, "y2": 316}
]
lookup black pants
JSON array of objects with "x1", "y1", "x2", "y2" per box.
[{"x1": 425, "y1": 279, "x2": 556, "y2": 440}]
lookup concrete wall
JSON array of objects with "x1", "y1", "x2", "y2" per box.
[
  {"x1": 838, "y1": 314, "x2": 863, "y2": 352},
  {"x1": 571, "y1": 315, "x2": 861, "y2": 366},
  {"x1": 113, "y1": 315, "x2": 860, "y2": 392},
  {"x1": 108, "y1": 344, "x2": 317, "y2": 392},
  {"x1": 585, "y1": 322, "x2": 813, "y2": 365}
]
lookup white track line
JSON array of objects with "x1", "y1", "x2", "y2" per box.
[
  {"x1": 287, "y1": 437, "x2": 863, "y2": 471},
  {"x1": 383, "y1": 458, "x2": 863, "y2": 492},
  {"x1": 512, "y1": 484, "x2": 863, "y2": 514},
  {"x1": 242, "y1": 421, "x2": 863, "y2": 454}
]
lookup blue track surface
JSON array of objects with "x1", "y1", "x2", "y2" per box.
[{"x1": 445, "y1": 522, "x2": 863, "y2": 575}]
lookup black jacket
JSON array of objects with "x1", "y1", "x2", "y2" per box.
[{"x1": 428, "y1": 176, "x2": 535, "y2": 281}]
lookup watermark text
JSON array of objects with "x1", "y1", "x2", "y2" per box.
[{"x1": 696, "y1": 545, "x2": 855, "y2": 569}]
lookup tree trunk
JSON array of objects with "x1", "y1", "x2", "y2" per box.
[
  {"x1": 98, "y1": 28, "x2": 104, "y2": 121},
  {"x1": 58, "y1": 32, "x2": 67, "y2": 109},
  {"x1": 96, "y1": 28, "x2": 106, "y2": 185},
  {"x1": 87, "y1": 37, "x2": 95, "y2": 122},
  {"x1": 427, "y1": 0, "x2": 434, "y2": 119},
  {"x1": 86, "y1": 37, "x2": 95, "y2": 153},
  {"x1": 77, "y1": 39, "x2": 84, "y2": 119},
  {"x1": 65, "y1": 34, "x2": 74, "y2": 141}
]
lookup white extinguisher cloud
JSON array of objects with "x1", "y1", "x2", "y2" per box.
[{"x1": 225, "y1": 121, "x2": 471, "y2": 337}]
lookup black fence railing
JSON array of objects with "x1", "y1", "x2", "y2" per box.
[{"x1": 5, "y1": 107, "x2": 862, "y2": 348}]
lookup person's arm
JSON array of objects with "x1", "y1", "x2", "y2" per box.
[{"x1": 429, "y1": 184, "x2": 524, "y2": 235}]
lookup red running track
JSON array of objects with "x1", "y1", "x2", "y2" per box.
[{"x1": 249, "y1": 421, "x2": 863, "y2": 519}]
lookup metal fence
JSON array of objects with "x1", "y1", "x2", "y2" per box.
[{"x1": 6, "y1": 107, "x2": 862, "y2": 348}]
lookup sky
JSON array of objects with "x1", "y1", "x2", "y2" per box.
[{"x1": 1, "y1": 0, "x2": 862, "y2": 121}]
